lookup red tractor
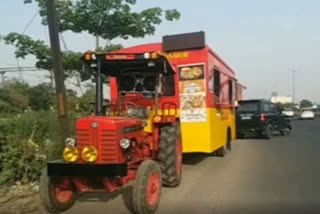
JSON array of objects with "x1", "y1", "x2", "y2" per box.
[{"x1": 39, "y1": 51, "x2": 182, "y2": 214}]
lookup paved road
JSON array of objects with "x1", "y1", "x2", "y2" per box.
[{"x1": 63, "y1": 119, "x2": 320, "y2": 214}]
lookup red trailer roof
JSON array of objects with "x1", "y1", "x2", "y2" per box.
[{"x1": 115, "y1": 43, "x2": 235, "y2": 74}]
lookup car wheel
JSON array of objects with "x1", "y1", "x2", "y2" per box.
[
  {"x1": 264, "y1": 124, "x2": 273, "y2": 139},
  {"x1": 237, "y1": 132, "x2": 245, "y2": 139},
  {"x1": 280, "y1": 127, "x2": 291, "y2": 136}
]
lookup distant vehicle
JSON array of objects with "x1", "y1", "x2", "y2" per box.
[
  {"x1": 299, "y1": 110, "x2": 315, "y2": 120},
  {"x1": 282, "y1": 109, "x2": 295, "y2": 117},
  {"x1": 236, "y1": 99, "x2": 292, "y2": 139}
]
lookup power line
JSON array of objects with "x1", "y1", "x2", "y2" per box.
[
  {"x1": 13, "y1": 10, "x2": 40, "y2": 81},
  {"x1": 44, "y1": 25, "x2": 49, "y2": 45},
  {"x1": 21, "y1": 10, "x2": 39, "y2": 35},
  {"x1": 60, "y1": 33, "x2": 69, "y2": 51},
  {"x1": 58, "y1": 32, "x2": 85, "y2": 95}
]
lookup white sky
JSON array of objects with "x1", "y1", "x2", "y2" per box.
[{"x1": 0, "y1": 0, "x2": 319, "y2": 103}]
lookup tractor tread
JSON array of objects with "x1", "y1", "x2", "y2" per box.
[{"x1": 158, "y1": 125, "x2": 182, "y2": 187}]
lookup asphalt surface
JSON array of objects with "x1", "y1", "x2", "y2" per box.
[{"x1": 62, "y1": 119, "x2": 320, "y2": 214}]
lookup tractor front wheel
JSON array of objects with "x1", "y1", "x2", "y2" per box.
[
  {"x1": 158, "y1": 124, "x2": 182, "y2": 187},
  {"x1": 39, "y1": 168, "x2": 76, "y2": 213},
  {"x1": 125, "y1": 160, "x2": 162, "y2": 214}
]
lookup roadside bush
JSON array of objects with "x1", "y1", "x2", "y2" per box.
[
  {"x1": 0, "y1": 81, "x2": 88, "y2": 186},
  {"x1": 0, "y1": 109, "x2": 82, "y2": 186},
  {"x1": 29, "y1": 83, "x2": 55, "y2": 111},
  {"x1": 0, "y1": 111, "x2": 80, "y2": 186}
]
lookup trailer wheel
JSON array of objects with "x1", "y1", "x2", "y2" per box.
[
  {"x1": 226, "y1": 128, "x2": 232, "y2": 151},
  {"x1": 216, "y1": 145, "x2": 226, "y2": 157},
  {"x1": 158, "y1": 124, "x2": 182, "y2": 187},
  {"x1": 39, "y1": 167, "x2": 76, "y2": 213},
  {"x1": 130, "y1": 160, "x2": 162, "y2": 214}
]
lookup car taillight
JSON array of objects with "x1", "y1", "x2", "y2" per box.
[{"x1": 260, "y1": 113, "x2": 266, "y2": 122}]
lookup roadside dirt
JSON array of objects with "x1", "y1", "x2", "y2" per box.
[{"x1": 0, "y1": 183, "x2": 42, "y2": 214}]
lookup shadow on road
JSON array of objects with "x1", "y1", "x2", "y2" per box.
[
  {"x1": 183, "y1": 153, "x2": 211, "y2": 165},
  {"x1": 76, "y1": 190, "x2": 121, "y2": 203}
]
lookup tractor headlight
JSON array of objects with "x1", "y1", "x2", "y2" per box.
[
  {"x1": 65, "y1": 137, "x2": 76, "y2": 147},
  {"x1": 120, "y1": 138, "x2": 131, "y2": 149},
  {"x1": 144, "y1": 52, "x2": 151, "y2": 59},
  {"x1": 63, "y1": 146, "x2": 79, "y2": 163},
  {"x1": 81, "y1": 145, "x2": 98, "y2": 163}
]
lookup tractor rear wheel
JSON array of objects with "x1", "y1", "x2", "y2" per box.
[
  {"x1": 39, "y1": 168, "x2": 76, "y2": 213},
  {"x1": 158, "y1": 124, "x2": 182, "y2": 187},
  {"x1": 129, "y1": 160, "x2": 162, "y2": 214}
]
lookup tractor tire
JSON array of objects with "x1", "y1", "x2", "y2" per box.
[
  {"x1": 158, "y1": 124, "x2": 182, "y2": 187},
  {"x1": 39, "y1": 167, "x2": 76, "y2": 213},
  {"x1": 131, "y1": 160, "x2": 162, "y2": 214}
]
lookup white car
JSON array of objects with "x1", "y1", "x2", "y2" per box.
[
  {"x1": 299, "y1": 110, "x2": 315, "y2": 120},
  {"x1": 282, "y1": 110, "x2": 295, "y2": 117}
]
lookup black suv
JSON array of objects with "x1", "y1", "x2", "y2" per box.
[{"x1": 236, "y1": 99, "x2": 292, "y2": 139}]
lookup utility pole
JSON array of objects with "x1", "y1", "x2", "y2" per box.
[
  {"x1": 96, "y1": 35, "x2": 100, "y2": 50},
  {"x1": 16, "y1": 58, "x2": 23, "y2": 81},
  {"x1": 290, "y1": 69, "x2": 296, "y2": 104},
  {"x1": 47, "y1": 0, "x2": 70, "y2": 145}
]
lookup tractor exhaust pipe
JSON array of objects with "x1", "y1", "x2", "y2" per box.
[{"x1": 95, "y1": 58, "x2": 103, "y2": 116}]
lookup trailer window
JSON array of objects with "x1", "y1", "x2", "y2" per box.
[
  {"x1": 228, "y1": 79, "x2": 233, "y2": 104},
  {"x1": 161, "y1": 75, "x2": 175, "y2": 96},
  {"x1": 209, "y1": 68, "x2": 214, "y2": 91},
  {"x1": 214, "y1": 69, "x2": 221, "y2": 98}
]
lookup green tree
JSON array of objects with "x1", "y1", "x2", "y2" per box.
[
  {"x1": 28, "y1": 0, "x2": 180, "y2": 41},
  {"x1": 300, "y1": 99, "x2": 313, "y2": 109},
  {"x1": 8, "y1": 80, "x2": 31, "y2": 97},
  {"x1": 29, "y1": 83, "x2": 55, "y2": 111},
  {"x1": 78, "y1": 85, "x2": 95, "y2": 113},
  {"x1": 0, "y1": 81, "x2": 31, "y2": 113},
  {"x1": 0, "y1": 88, "x2": 14, "y2": 113},
  {"x1": 2, "y1": 0, "x2": 180, "y2": 77},
  {"x1": 1, "y1": 33, "x2": 82, "y2": 77}
]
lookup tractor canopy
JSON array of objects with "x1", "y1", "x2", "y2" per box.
[
  {"x1": 80, "y1": 51, "x2": 176, "y2": 116},
  {"x1": 81, "y1": 52, "x2": 175, "y2": 80}
]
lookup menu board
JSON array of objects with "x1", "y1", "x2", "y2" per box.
[{"x1": 179, "y1": 65, "x2": 207, "y2": 122}]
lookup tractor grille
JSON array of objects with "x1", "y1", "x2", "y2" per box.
[
  {"x1": 76, "y1": 128, "x2": 119, "y2": 163},
  {"x1": 76, "y1": 129, "x2": 90, "y2": 151},
  {"x1": 100, "y1": 129, "x2": 119, "y2": 162}
]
